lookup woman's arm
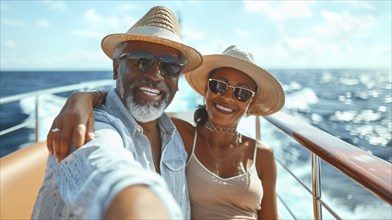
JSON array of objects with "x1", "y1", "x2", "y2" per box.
[
  {"x1": 256, "y1": 141, "x2": 279, "y2": 220},
  {"x1": 47, "y1": 90, "x2": 107, "y2": 161}
]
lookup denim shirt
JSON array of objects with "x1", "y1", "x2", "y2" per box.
[{"x1": 32, "y1": 89, "x2": 190, "y2": 219}]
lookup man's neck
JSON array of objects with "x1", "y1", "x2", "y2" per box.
[{"x1": 138, "y1": 119, "x2": 159, "y2": 132}]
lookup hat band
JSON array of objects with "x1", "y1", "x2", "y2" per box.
[{"x1": 126, "y1": 26, "x2": 184, "y2": 44}]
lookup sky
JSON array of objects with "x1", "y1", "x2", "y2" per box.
[{"x1": 1, "y1": 0, "x2": 391, "y2": 71}]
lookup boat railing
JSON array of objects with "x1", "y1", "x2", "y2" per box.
[
  {"x1": 262, "y1": 112, "x2": 391, "y2": 219},
  {"x1": 1, "y1": 82, "x2": 391, "y2": 219},
  {"x1": 0, "y1": 80, "x2": 114, "y2": 141}
]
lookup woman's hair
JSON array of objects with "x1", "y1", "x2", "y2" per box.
[
  {"x1": 194, "y1": 104, "x2": 208, "y2": 126},
  {"x1": 194, "y1": 70, "x2": 219, "y2": 126}
]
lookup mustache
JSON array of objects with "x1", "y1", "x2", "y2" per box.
[{"x1": 131, "y1": 78, "x2": 170, "y2": 93}]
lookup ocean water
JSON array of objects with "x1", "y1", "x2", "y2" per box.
[{"x1": 0, "y1": 69, "x2": 391, "y2": 219}]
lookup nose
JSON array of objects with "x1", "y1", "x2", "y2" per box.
[
  {"x1": 144, "y1": 62, "x2": 164, "y2": 81},
  {"x1": 221, "y1": 86, "x2": 236, "y2": 102}
]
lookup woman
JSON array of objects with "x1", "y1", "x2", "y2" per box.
[{"x1": 49, "y1": 45, "x2": 285, "y2": 219}]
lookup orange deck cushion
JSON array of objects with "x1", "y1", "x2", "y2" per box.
[{"x1": 0, "y1": 142, "x2": 48, "y2": 219}]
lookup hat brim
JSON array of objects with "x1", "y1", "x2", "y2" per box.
[
  {"x1": 101, "y1": 33, "x2": 203, "y2": 72},
  {"x1": 184, "y1": 54, "x2": 285, "y2": 116}
]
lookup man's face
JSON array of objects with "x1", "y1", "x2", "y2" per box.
[{"x1": 114, "y1": 41, "x2": 183, "y2": 122}]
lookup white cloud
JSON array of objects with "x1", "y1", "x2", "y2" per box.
[
  {"x1": 338, "y1": 1, "x2": 375, "y2": 11},
  {"x1": 252, "y1": 38, "x2": 316, "y2": 67},
  {"x1": 122, "y1": 16, "x2": 138, "y2": 30},
  {"x1": 281, "y1": 36, "x2": 330, "y2": 57},
  {"x1": 373, "y1": 42, "x2": 391, "y2": 57},
  {"x1": 182, "y1": 27, "x2": 206, "y2": 41},
  {"x1": 67, "y1": 30, "x2": 106, "y2": 39},
  {"x1": 65, "y1": 50, "x2": 106, "y2": 62},
  {"x1": 315, "y1": 10, "x2": 376, "y2": 38},
  {"x1": 250, "y1": 33, "x2": 390, "y2": 68},
  {"x1": 68, "y1": 9, "x2": 135, "y2": 41},
  {"x1": 277, "y1": 23, "x2": 286, "y2": 34},
  {"x1": 235, "y1": 29, "x2": 250, "y2": 38},
  {"x1": 117, "y1": 4, "x2": 137, "y2": 12},
  {"x1": 42, "y1": 0, "x2": 66, "y2": 12},
  {"x1": 4, "y1": 41, "x2": 16, "y2": 48},
  {"x1": 1, "y1": 18, "x2": 25, "y2": 26},
  {"x1": 1, "y1": 3, "x2": 10, "y2": 11},
  {"x1": 243, "y1": 0, "x2": 315, "y2": 21},
  {"x1": 196, "y1": 38, "x2": 231, "y2": 55},
  {"x1": 3, "y1": 49, "x2": 109, "y2": 70},
  {"x1": 85, "y1": 8, "x2": 121, "y2": 30},
  {"x1": 36, "y1": 19, "x2": 50, "y2": 27},
  {"x1": 56, "y1": 49, "x2": 110, "y2": 69}
]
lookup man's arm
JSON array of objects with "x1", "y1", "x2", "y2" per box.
[
  {"x1": 104, "y1": 185, "x2": 169, "y2": 219},
  {"x1": 55, "y1": 124, "x2": 182, "y2": 219},
  {"x1": 47, "y1": 91, "x2": 108, "y2": 161}
]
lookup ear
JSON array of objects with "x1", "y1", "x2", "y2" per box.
[{"x1": 113, "y1": 59, "x2": 119, "y2": 80}]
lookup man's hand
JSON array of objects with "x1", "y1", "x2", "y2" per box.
[
  {"x1": 47, "y1": 92, "x2": 96, "y2": 161},
  {"x1": 104, "y1": 185, "x2": 170, "y2": 219}
]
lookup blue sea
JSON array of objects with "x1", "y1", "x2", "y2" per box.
[{"x1": 0, "y1": 69, "x2": 391, "y2": 219}]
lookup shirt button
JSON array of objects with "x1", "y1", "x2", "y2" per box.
[{"x1": 137, "y1": 126, "x2": 143, "y2": 133}]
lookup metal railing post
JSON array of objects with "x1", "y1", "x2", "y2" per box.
[
  {"x1": 255, "y1": 116, "x2": 261, "y2": 141},
  {"x1": 0, "y1": 80, "x2": 113, "y2": 139},
  {"x1": 312, "y1": 153, "x2": 322, "y2": 219},
  {"x1": 35, "y1": 94, "x2": 39, "y2": 142}
]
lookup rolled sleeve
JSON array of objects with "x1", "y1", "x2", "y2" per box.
[{"x1": 55, "y1": 126, "x2": 182, "y2": 219}]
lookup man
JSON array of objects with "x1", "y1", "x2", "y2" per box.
[{"x1": 32, "y1": 6, "x2": 202, "y2": 219}]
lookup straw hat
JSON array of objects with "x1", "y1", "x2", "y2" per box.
[
  {"x1": 185, "y1": 45, "x2": 285, "y2": 116},
  {"x1": 101, "y1": 6, "x2": 202, "y2": 72}
]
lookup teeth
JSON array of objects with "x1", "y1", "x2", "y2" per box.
[
  {"x1": 215, "y1": 104, "x2": 234, "y2": 113},
  {"x1": 139, "y1": 87, "x2": 161, "y2": 96}
]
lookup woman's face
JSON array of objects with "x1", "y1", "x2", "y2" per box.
[{"x1": 205, "y1": 67, "x2": 257, "y2": 127}]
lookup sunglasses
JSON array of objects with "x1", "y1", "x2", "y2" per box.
[
  {"x1": 208, "y1": 78, "x2": 256, "y2": 102},
  {"x1": 119, "y1": 51, "x2": 185, "y2": 78}
]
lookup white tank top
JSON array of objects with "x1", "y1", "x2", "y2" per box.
[{"x1": 186, "y1": 129, "x2": 263, "y2": 219}]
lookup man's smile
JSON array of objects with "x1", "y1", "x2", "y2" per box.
[{"x1": 136, "y1": 86, "x2": 164, "y2": 101}]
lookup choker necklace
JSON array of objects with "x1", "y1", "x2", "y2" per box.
[{"x1": 204, "y1": 121, "x2": 237, "y2": 135}]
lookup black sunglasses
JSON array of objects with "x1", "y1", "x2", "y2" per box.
[
  {"x1": 208, "y1": 78, "x2": 256, "y2": 102},
  {"x1": 119, "y1": 51, "x2": 184, "y2": 78}
]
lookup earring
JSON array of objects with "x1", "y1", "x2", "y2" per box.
[{"x1": 244, "y1": 110, "x2": 250, "y2": 118}]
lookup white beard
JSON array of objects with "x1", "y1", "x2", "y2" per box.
[{"x1": 117, "y1": 79, "x2": 169, "y2": 122}]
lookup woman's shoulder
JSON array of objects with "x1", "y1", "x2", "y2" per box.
[
  {"x1": 239, "y1": 136, "x2": 275, "y2": 163},
  {"x1": 171, "y1": 117, "x2": 195, "y2": 132},
  {"x1": 242, "y1": 136, "x2": 274, "y2": 156},
  {"x1": 255, "y1": 140, "x2": 274, "y2": 155},
  {"x1": 252, "y1": 140, "x2": 276, "y2": 179}
]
